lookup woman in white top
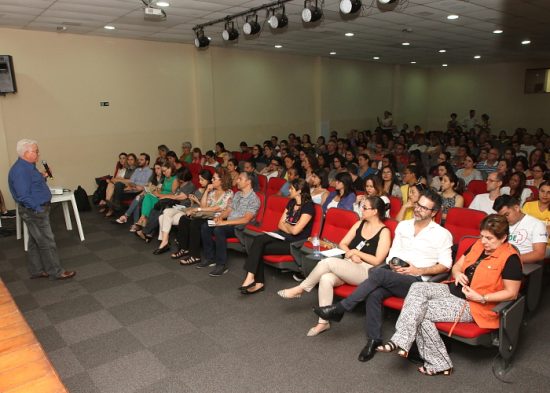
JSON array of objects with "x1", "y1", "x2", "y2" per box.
[
  {"x1": 501, "y1": 172, "x2": 532, "y2": 206},
  {"x1": 308, "y1": 169, "x2": 329, "y2": 205},
  {"x1": 456, "y1": 153, "x2": 483, "y2": 186},
  {"x1": 430, "y1": 162, "x2": 453, "y2": 192}
]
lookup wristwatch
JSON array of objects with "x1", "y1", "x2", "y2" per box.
[{"x1": 198, "y1": 207, "x2": 202, "y2": 212}]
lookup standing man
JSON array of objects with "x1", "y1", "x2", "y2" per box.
[{"x1": 8, "y1": 139, "x2": 76, "y2": 280}]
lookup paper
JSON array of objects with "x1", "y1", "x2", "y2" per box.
[
  {"x1": 263, "y1": 231, "x2": 285, "y2": 240},
  {"x1": 320, "y1": 248, "x2": 345, "y2": 257},
  {"x1": 207, "y1": 220, "x2": 216, "y2": 227}
]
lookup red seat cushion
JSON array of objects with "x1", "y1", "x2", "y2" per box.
[
  {"x1": 382, "y1": 296, "x2": 404, "y2": 310},
  {"x1": 263, "y1": 255, "x2": 294, "y2": 263},
  {"x1": 333, "y1": 284, "x2": 356, "y2": 298},
  {"x1": 226, "y1": 237, "x2": 240, "y2": 243},
  {"x1": 435, "y1": 322, "x2": 493, "y2": 338}
]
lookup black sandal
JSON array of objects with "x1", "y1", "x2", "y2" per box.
[
  {"x1": 171, "y1": 249, "x2": 189, "y2": 259},
  {"x1": 180, "y1": 256, "x2": 201, "y2": 265},
  {"x1": 418, "y1": 366, "x2": 453, "y2": 376},
  {"x1": 376, "y1": 341, "x2": 408, "y2": 357}
]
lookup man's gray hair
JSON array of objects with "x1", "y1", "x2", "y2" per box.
[
  {"x1": 182, "y1": 141, "x2": 192, "y2": 149},
  {"x1": 16, "y1": 139, "x2": 38, "y2": 157}
]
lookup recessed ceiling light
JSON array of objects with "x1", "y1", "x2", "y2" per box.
[
  {"x1": 345, "y1": 32, "x2": 354, "y2": 37},
  {"x1": 373, "y1": 56, "x2": 380, "y2": 60},
  {"x1": 474, "y1": 55, "x2": 481, "y2": 59},
  {"x1": 447, "y1": 14, "x2": 459, "y2": 20},
  {"x1": 438, "y1": 49, "x2": 446, "y2": 53},
  {"x1": 156, "y1": 1, "x2": 170, "y2": 6},
  {"x1": 401, "y1": 42, "x2": 410, "y2": 46},
  {"x1": 104, "y1": 25, "x2": 115, "y2": 30},
  {"x1": 410, "y1": 61, "x2": 416, "y2": 64},
  {"x1": 274, "y1": 44, "x2": 283, "y2": 48},
  {"x1": 521, "y1": 39, "x2": 531, "y2": 45},
  {"x1": 493, "y1": 29, "x2": 503, "y2": 34},
  {"x1": 330, "y1": 51, "x2": 336, "y2": 55},
  {"x1": 442, "y1": 63, "x2": 448, "y2": 67}
]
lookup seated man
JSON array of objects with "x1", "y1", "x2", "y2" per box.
[
  {"x1": 199, "y1": 171, "x2": 260, "y2": 277},
  {"x1": 314, "y1": 188, "x2": 452, "y2": 363},
  {"x1": 494, "y1": 195, "x2": 547, "y2": 263},
  {"x1": 468, "y1": 171, "x2": 503, "y2": 215}
]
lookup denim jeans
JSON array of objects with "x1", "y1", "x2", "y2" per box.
[
  {"x1": 200, "y1": 223, "x2": 236, "y2": 267},
  {"x1": 19, "y1": 205, "x2": 65, "y2": 279}
]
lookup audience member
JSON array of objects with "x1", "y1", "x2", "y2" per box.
[
  {"x1": 322, "y1": 172, "x2": 356, "y2": 213},
  {"x1": 439, "y1": 171, "x2": 464, "y2": 225},
  {"x1": 469, "y1": 172, "x2": 503, "y2": 214},
  {"x1": 500, "y1": 172, "x2": 532, "y2": 206},
  {"x1": 456, "y1": 153, "x2": 483, "y2": 186}
]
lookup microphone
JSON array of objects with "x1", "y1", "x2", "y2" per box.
[{"x1": 42, "y1": 160, "x2": 54, "y2": 179}]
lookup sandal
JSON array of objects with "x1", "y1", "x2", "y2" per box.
[
  {"x1": 135, "y1": 230, "x2": 152, "y2": 243},
  {"x1": 116, "y1": 216, "x2": 127, "y2": 224},
  {"x1": 418, "y1": 366, "x2": 453, "y2": 376},
  {"x1": 180, "y1": 256, "x2": 201, "y2": 265},
  {"x1": 171, "y1": 249, "x2": 189, "y2": 259},
  {"x1": 376, "y1": 341, "x2": 408, "y2": 358},
  {"x1": 129, "y1": 224, "x2": 142, "y2": 233}
]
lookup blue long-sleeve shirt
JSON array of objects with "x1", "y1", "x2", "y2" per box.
[
  {"x1": 322, "y1": 191, "x2": 356, "y2": 213},
  {"x1": 9, "y1": 158, "x2": 52, "y2": 212}
]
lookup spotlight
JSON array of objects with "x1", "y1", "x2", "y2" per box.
[
  {"x1": 302, "y1": 0, "x2": 323, "y2": 23},
  {"x1": 269, "y1": 6, "x2": 288, "y2": 29},
  {"x1": 340, "y1": 0, "x2": 362, "y2": 15},
  {"x1": 378, "y1": 0, "x2": 396, "y2": 4},
  {"x1": 243, "y1": 14, "x2": 261, "y2": 35},
  {"x1": 222, "y1": 21, "x2": 239, "y2": 41},
  {"x1": 194, "y1": 29, "x2": 209, "y2": 48}
]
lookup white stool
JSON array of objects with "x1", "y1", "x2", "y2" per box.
[{"x1": 16, "y1": 191, "x2": 85, "y2": 251}]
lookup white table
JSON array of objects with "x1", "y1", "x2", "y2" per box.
[{"x1": 16, "y1": 190, "x2": 85, "y2": 251}]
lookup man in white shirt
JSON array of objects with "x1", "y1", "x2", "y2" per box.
[
  {"x1": 494, "y1": 195, "x2": 547, "y2": 264},
  {"x1": 314, "y1": 188, "x2": 452, "y2": 363},
  {"x1": 462, "y1": 109, "x2": 478, "y2": 131},
  {"x1": 469, "y1": 172, "x2": 503, "y2": 215}
]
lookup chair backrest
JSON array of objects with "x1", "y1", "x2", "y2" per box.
[
  {"x1": 467, "y1": 180, "x2": 486, "y2": 196},
  {"x1": 231, "y1": 151, "x2": 241, "y2": 162},
  {"x1": 203, "y1": 166, "x2": 216, "y2": 176},
  {"x1": 266, "y1": 177, "x2": 287, "y2": 197},
  {"x1": 311, "y1": 204, "x2": 324, "y2": 238},
  {"x1": 444, "y1": 207, "x2": 487, "y2": 244},
  {"x1": 388, "y1": 196, "x2": 402, "y2": 219},
  {"x1": 254, "y1": 192, "x2": 266, "y2": 225},
  {"x1": 383, "y1": 218, "x2": 399, "y2": 240},
  {"x1": 320, "y1": 208, "x2": 359, "y2": 244},
  {"x1": 527, "y1": 186, "x2": 538, "y2": 201},
  {"x1": 462, "y1": 190, "x2": 475, "y2": 208},
  {"x1": 455, "y1": 236, "x2": 479, "y2": 261},
  {"x1": 256, "y1": 174, "x2": 268, "y2": 194},
  {"x1": 249, "y1": 195, "x2": 287, "y2": 231}
]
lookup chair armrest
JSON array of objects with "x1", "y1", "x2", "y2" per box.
[
  {"x1": 522, "y1": 262, "x2": 543, "y2": 277},
  {"x1": 492, "y1": 301, "x2": 513, "y2": 314},
  {"x1": 428, "y1": 273, "x2": 450, "y2": 283}
]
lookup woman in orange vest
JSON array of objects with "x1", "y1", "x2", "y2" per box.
[{"x1": 376, "y1": 214, "x2": 522, "y2": 376}]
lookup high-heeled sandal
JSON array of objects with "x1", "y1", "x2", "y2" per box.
[
  {"x1": 277, "y1": 289, "x2": 302, "y2": 299},
  {"x1": 171, "y1": 249, "x2": 189, "y2": 259},
  {"x1": 376, "y1": 341, "x2": 408, "y2": 358},
  {"x1": 418, "y1": 366, "x2": 453, "y2": 376}
]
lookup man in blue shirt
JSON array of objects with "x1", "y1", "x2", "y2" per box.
[{"x1": 8, "y1": 139, "x2": 76, "y2": 280}]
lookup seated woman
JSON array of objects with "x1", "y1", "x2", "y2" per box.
[
  {"x1": 322, "y1": 172, "x2": 356, "y2": 213},
  {"x1": 166, "y1": 151, "x2": 183, "y2": 172},
  {"x1": 328, "y1": 155, "x2": 346, "y2": 187},
  {"x1": 381, "y1": 165, "x2": 402, "y2": 200},
  {"x1": 307, "y1": 169, "x2": 329, "y2": 205},
  {"x1": 354, "y1": 175, "x2": 390, "y2": 217},
  {"x1": 226, "y1": 158, "x2": 240, "y2": 188},
  {"x1": 500, "y1": 171, "x2": 532, "y2": 206},
  {"x1": 376, "y1": 214, "x2": 522, "y2": 376},
  {"x1": 239, "y1": 178, "x2": 315, "y2": 295},
  {"x1": 98, "y1": 152, "x2": 127, "y2": 210},
  {"x1": 277, "y1": 167, "x2": 300, "y2": 197},
  {"x1": 277, "y1": 196, "x2": 391, "y2": 336},
  {"x1": 526, "y1": 162, "x2": 547, "y2": 188},
  {"x1": 191, "y1": 147, "x2": 205, "y2": 165},
  {"x1": 171, "y1": 169, "x2": 232, "y2": 263},
  {"x1": 429, "y1": 162, "x2": 453, "y2": 192},
  {"x1": 100, "y1": 153, "x2": 136, "y2": 212},
  {"x1": 439, "y1": 172, "x2": 464, "y2": 225},
  {"x1": 456, "y1": 153, "x2": 483, "y2": 186},
  {"x1": 204, "y1": 150, "x2": 220, "y2": 168},
  {"x1": 395, "y1": 183, "x2": 425, "y2": 222}
]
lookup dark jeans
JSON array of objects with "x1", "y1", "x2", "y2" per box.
[
  {"x1": 19, "y1": 205, "x2": 65, "y2": 279},
  {"x1": 243, "y1": 234, "x2": 292, "y2": 283},
  {"x1": 200, "y1": 223, "x2": 237, "y2": 267},
  {"x1": 340, "y1": 265, "x2": 422, "y2": 341},
  {"x1": 177, "y1": 216, "x2": 206, "y2": 258},
  {"x1": 143, "y1": 209, "x2": 161, "y2": 236},
  {"x1": 112, "y1": 183, "x2": 139, "y2": 210}
]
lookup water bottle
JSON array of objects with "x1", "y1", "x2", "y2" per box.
[{"x1": 311, "y1": 236, "x2": 321, "y2": 257}]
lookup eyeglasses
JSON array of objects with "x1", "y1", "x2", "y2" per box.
[
  {"x1": 212, "y1": 177, "x2": 221, "y2": 181},
  {"x1": 414, "y1": 202, "x2": 434, "y2": 212},
  {"x1": 361, "y1": 205, "x2": 376, "y2": 211}
]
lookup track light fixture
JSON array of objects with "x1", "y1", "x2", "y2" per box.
[
  {"x1": 243, "y1": 14, "x2": 261, "y2": 35},
  {"x1": 194, "y1": 29, "x2": 209, "y2": 48},
  {"x1": 268, "y1": 6, "x2": 288, "y2": 29},
  {"x1": 222, "y1": 20, "x2": 239, "y2": 41},
  {"x1": 378, "y1": 0, "x2": 397, "y2": 4},
  {"x1": 302, "y1": 0, "x2": 323, "y2": 23},
  {"x1": 339, "y1": 0, "x2": 362, "y2": 14}
]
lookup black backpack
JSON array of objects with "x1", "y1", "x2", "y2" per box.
[{"x1": 74, "y1": 186, "x2": 91, "y2": 212}]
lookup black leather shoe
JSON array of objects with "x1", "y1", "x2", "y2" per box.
[
  {"x1": 313, "y1": 304, "x2": 345, "y2": 322},
  {"x1": 153, "y1": 244, "x2": 171, "y2": 255},
  {"x1": 358, "y1": 339, "x2": 382, "y2": 362}
]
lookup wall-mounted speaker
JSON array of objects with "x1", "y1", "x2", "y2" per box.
[{"x1": 0, "y1": 55, "x2": 17, "y2": 94}]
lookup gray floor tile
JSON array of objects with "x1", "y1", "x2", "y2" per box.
[
  {"x1": 5, "y1": 280, "x2": 29, "y2": 296},
  {"x1": 106, "y1": 254, "x2": 151, "y2": 270},
  {"x1": 63, "y1": 372, "x2": 101, "y2": 393},
  {"x1": 84, "y1": 239, "x2": 123, "y2": 252},
  {"x1": 127, "y1": 311, "x2": 196, "y2": 347},
  {"x1": 70, "y1": 328, "x2": 145, "y2": 369},
  {"x1": 71, "y1": 261, "x2": 117, "y2": 280},
  {"x1": 135, "y1": 375, "x2": 193, "y2": 393},
  {"x1": 58, "y1": 244, "x2": 93, "y2": 259},
  {"x1": 56, "y1": 309, "x2": 123, "y2": 345},
  {"x1": 12, "y1": 292, "x2": 40, "y2": 312},
  {"x1": 89, "y1": 350, "x2": 169, "y2": 393},
  {"x1": 79, "y1": 271, "x2": 131, "y2": 292},
  {"x1": 61, "y1": 252, "x2": 101, "y2": 268},
  {"x1": 34, "y1": 325, "x2": 67, "y2": 352},
  {"x1": 48, "y1": 346, "x2": 85, "y2": 379},
  {"x1": 93, "y1": 245, "x2": 140, "y2": 260},
  {"x1": 108, "y1": 296, "x2": 170, "y2": 326},
  {"x1": 120, "y1": 262, "x2": 170, "y2": 281},
  {"x1": 154, "y1": 284, "x2": 214, "y2": 310},
  {"x1": 32, "y1": 281, "x2": 88, "y2": 307},
  {"x1": 93, "y1": 282, "x2": 151, "y2": 308},
  {"x1": 42, "y1": 294, "x2": 104, "y2": 324},
  {"x1": 135, "y1": 272, "x2": 187, "y2": 294},
  {"x1": 22, "y1": 308, "x2": 52, "y2": 330}
]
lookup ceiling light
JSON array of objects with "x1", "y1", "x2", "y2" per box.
[
  {"x1": 493, "y1": 29, "x2": 503, "y2": 34},
  {"x1": 104, "y1": 25, "x2": 115, "y2": 30},
  {"x1": 274, "y1": 44, "x2": 283, "y2": 49},
  {"x1": 378, "y1": 0, "x2": 397, "y2": 4},
  {"x1": 447, "y1": 14, "x2": 459, "y2": 20},
  {"x1": 442, "y1": 63, "x2": 448, "y2": 67},
  {"x1": 222, "y1": 21, "x2": 239, "y2": 41},
  {"x1": 340, "y1": 0, "x2": 362, "y2": 15},
  {"x1": 474, "y1": 55, "x2": 481, "y2": 59},
  {"x1": 156, "y1": 1, "x2": 170, "y2": 7},
  {"x1": 302, "y1": 0, "x2": 323, "y2": 23},
  {"x1": 194, "y1": 29, "x2": 209, "y2": 48},
  {"x1": 410, "y1": 61, "x2": 416, "y2": 64},
  {"x1": 438, "y1": 49, "x2": 446, "y2": 53},
  {"x1": 330, "y1": 51, "x2": 336, "y2": 55},
  {"x1": 268, "y1": 6, "x2": 288, "y2": 29},
  {"x1": 373, "y1": 56, "x2": 380, "y2": 60},
  {"x1": 521, "y1": 39, "x2": 531, "y2": 45},
  {"x1": 345, "y1": 32, "x2": 354, "y2": 37},
  {"x1": 243, "y1": 14, "x2": 261, "y2": 35},
  {"x1": 401, "y1": 42, "x2": 410, "y2": 46}
]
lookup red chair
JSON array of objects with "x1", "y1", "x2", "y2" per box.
[
  {"x1": 203, "y1": 166, "x2": 216, "y2": 176},
  {"x1": 303, "y1": 208, "x2": 359, "y2": 252},
  {"x1": 467, "y1": 180, "x2": 486, "y2": 196},
  {"x1": 527, "y1": 186, "x2": 538, "y2": 201},
  {"x1": 256, "y1": 174, "x2": 267, "y2": 194},
  {"x1": 245, "y1": 196, "x2": 289, "y2": 234},
  {"x1": 232, "y1": 151, "x2": 242, "y2": 162},
  {"x1": 266, "y1": 177, "x2": 287, "y2": 197},
  {"x1": 388, "y1": 196, "x2": 402, "y2": 219},
  {"x1": 444, "y1": 207, "x2": 486, "y2": 244},
  {"x1": 263, "y1": 204, "x2": 324, "y2": 271},
  {"x1": 462, "y1": 190, "x2": 475, "y2": 208}
]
